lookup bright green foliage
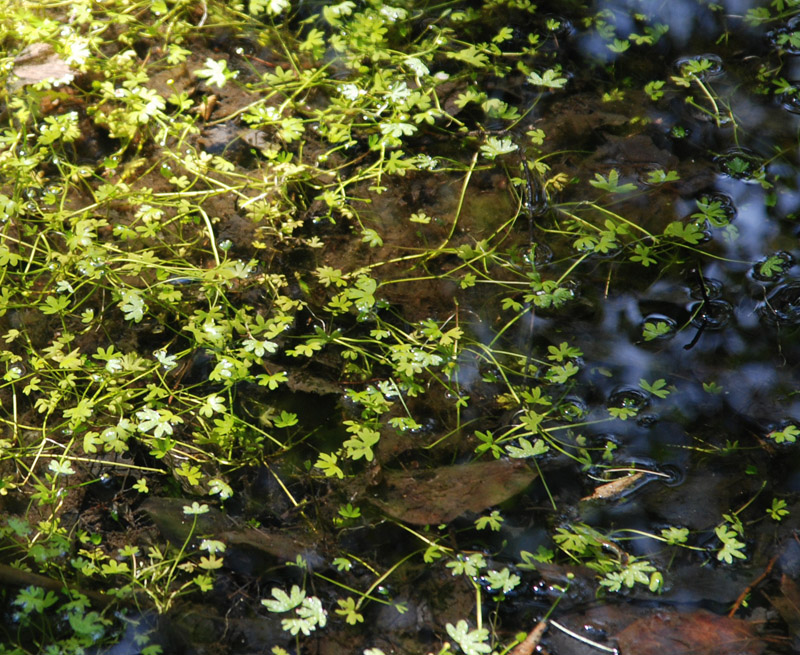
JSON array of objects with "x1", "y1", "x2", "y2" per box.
[
  {"x1": 640, "y1": 378, "x2": 670, "y2": 398},
  {"x1": 446, "y1": 620, "x2": 492, "y2": 655},
  {"x1": 483, "y1": 567, "x2": 521, "y2": 594},
  {"x1": 692, "y1": 196, "x2": 733, "y2": 227},
  {"x1": 600, "y1": 558, "x2": 658, "y2": 592},
  {"x1": 664, "y1": 220, "x2": 706, "y2": 244},
  {"x1": 716, "y1": 525, "x2": 747, "y2": 563},
  {"x1": 590, "y1": 169, "x2": 638, "y2": 193},
  {"x1": 475, "y1": 510, "x2": 504, "y2": 531},
  {"x1": 767, "y1": 498, "x2": 790, "y2": 521},
  {"x1": 505, "y1": 437, "x2": 549, "y2": 458},
  {"x1": 335, "y1": 597, "x2": 364, "y2": 624},
  {"x1": 768, "y1": 425, "x2": 799, "y2": 443},
  {"x1": 661, "y1": 527, "x2": 689, "y2": 545},
  {"x1": 446, "y1": 553, "x2": 486, "y2": 577},
  {"x1": 642, "y1": 320, "x2": 674, "y2": 341},
  {"x1": 262, "y1": 585, "x2": 306, "y2": 613},
  {"x1": 262, "y1": 586, "x2": 328, "y2": 636},
  {"x1": 343, "y1": 421, "x2": 381, "y2": 461}
]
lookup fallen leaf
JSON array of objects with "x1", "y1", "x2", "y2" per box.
[
  {"x1": 765, "y1": 574, "x2": 800, "y2": 634},
  {"x1": 581, "y1": 471, "x2": 646, "y2": 501},
  {"x1": 616, "y1": 609, "x2": 764, "y2": 655},
  {"x1": 11, "y1": 43, "x2": 75, "y2": 90},
  {"x1": 369, "y1": 459, "x2": 537, "y2": 525},
  {"x1": 141, "y1": 497, "x2": 317, "y2": 565}
]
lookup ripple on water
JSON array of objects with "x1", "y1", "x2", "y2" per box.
[
  {"x1": 714, "y1": 149, "x2": 765, "y2": 183},
  {"x1": 751, "y1": 251, "x2": 795, "y2": 283},
  {"x1": 767, "y1": 16, "x2": 800, "y2": 55},
  {"x1": 640, "y1": 313, "x2": 679, "y2": 341},
  {"x1": 558, "y1": 396, "x2": 588, "y2": 421},
  {"x1": 673, "y1": 53, "x2": 724, "y2": 79},
  {"x1": 689, "y1": 299, "x2": 733, "y2": 330},
  {"x1": 758, "y1": 282, "x2": 800, "y2": 326},
  {"x1": 688, "y1": 276, "x2": 724, "y2": 300},
  {"x1": 607, "y1": 386, "x2": 650, "y2": 413},
  {"x1": 692, "y1": 192, "x2": 737, "y2": 228}
]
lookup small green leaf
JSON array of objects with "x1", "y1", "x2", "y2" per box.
[
  {"x1": 642, "y1": 320, "x2": 673, "y2": 341},
  {"x1": 445, "y1": 620, "x2": 492, "y2": 655},
  {"x1": 335, "y1": 597, "x2": 364, "y2": 625},
  {"x1": 639, "y1": 378, "x2": 670, "y2": 398},
  {"x1": 183, "y1": 501, "x2": 209, "y2": 516},
  {"x1": 40, "y1": 295, "x2": 70, "y2": 315},
  {"x1": 590, "y1": 169, "x2": 637, "y2": 193},
  {"x1": 505, "y1": 437, "x2": 549, "y2": 459},
  {"x1": 195, "y1": 58, "x2": 237, "y2": 89},
  {"x1": 262, "y1": 585, "x2": 305, "y2": 613},
  {"x1": 480, "y1": 136, "x2": 518, "y2": 160}
]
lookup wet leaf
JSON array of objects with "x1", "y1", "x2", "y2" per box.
[
  {"x1": 142, "y1": 497, "x2": 315, "y2": 563},
  {"x1": 370, "y1": 459, "x2": 537, "y2": 525},
  {"x1": 581, "y1": 471, "x2": 646, "y2": 501},
  {"x1": 616, "y1": 609, "x2": 764, "y2": 655}
]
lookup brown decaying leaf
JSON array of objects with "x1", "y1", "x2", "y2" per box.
[
  {"x1": 616, "y1": 609, "x2": 765, "y2": 655},
  {"x1": 11, "y1": 43, "x2": 75, "y2": 90},
  {"x1": 581, "y1": 471, "x2": 646, "y2": 501},
  {"x1": 369, "y1": 459, "x2": 537, "y2": 525},
  {"x1": 765, "y1": 574, "x2": 800, "y2": 634}
]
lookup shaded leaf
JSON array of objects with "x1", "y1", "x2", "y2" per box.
[
  {"x1": 616, "y1": 609, "x2": 764, "y2": 655},
  {"x1": 766, "y1": 574, "x2": 800, "y2": 634},
  {"x1": 370, "y1": 459, "x2": 537, "y2": 525}
]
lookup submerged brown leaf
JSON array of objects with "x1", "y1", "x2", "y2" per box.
[
  {"x1": 766, "y1": 574, "x2": 800, "y2": 634},
  {"x1": 369, "y1": 459, "x2": 537, "y2": 525},
  {"x1": 616, "y1": 609, "x2": 764, "y2": 655},
  {"x1": 581, "y1": 471, "x2": 647, "y2": 501},
  {"x1": 141, "y1": 497, "x2": 316, "y2": 564}
]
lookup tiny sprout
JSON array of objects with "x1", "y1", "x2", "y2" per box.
[{"x1": 767, "y1": 498, "x2": 790, "y2": 521}]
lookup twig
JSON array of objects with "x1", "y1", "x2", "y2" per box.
[
  {"x1": 549, "y1": 620, "x2": 618, "y2": 653},
  {"x1": 509, "y1": 621, "x2": 547, "y2": 655},
  {"x1": 728, "y1": 553, "x2": 778, "y2": 617}
]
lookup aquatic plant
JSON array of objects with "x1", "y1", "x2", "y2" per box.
[{"x1": 0, "y1": 0, "x2": 798, "y2": 653}]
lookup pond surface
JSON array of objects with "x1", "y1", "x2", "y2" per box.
[{"x1": 1, "y1": 1, "x2": 800, "y2": 654}]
